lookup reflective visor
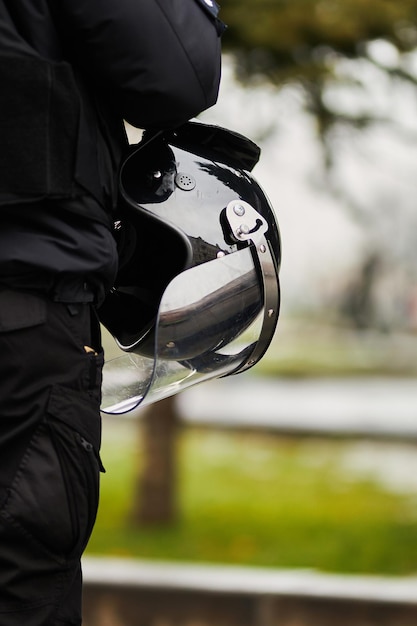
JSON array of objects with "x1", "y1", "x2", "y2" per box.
[{"x1": 101, "y1": 248, "x2": 265, "y2": 414}]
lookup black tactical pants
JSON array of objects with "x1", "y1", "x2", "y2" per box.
[{"x1": 0, "y1": 290, "x2": 104, "y2": 625}]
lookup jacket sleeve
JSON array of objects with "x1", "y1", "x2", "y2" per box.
[{"x1": 59, "y1": 0, "x2": 223, "y2": 130}]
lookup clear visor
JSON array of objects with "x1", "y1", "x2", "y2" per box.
[{"x1": 101, "y1": 248, "x2": 265, "y2": 414}]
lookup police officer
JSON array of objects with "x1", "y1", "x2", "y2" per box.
[{"x1": 0, "y1": 0, "x2": 223, "y2": 623}]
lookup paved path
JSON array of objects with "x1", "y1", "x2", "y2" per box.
[{"x1": 177, "y1": 376, "x2": 417, "y2": 440}]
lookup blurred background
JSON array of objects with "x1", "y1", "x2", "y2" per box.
[{"x1": 89, "y1": 0, "x2": 417, "y2": 597}]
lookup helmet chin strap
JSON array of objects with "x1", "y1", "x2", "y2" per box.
[{"x1": 224, "y1": 200, "x2": 280, "y2": 375}]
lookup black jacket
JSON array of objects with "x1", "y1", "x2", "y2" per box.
[
  {"x1": 0, "y1": 0, "x2": 223, "y2": 302},
  {"x1": 0, "y1": 0, "x2": 223, "y2": 212}
]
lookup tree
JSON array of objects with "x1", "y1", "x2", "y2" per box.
[
  {"x1": 218, "y1": 0, "x2": 417, "y2": 328},
  {"x1": 220, "y1": 1, "x2": 417, "y2": 82},
  {"x1": 219, "y1": 0, "x2": 417, "y2": 145},
  {"x1": 131, "y1": 396, "x2": 180, "y2": 525}
]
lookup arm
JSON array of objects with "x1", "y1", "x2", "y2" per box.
[{"x1": 59, "y1": 0, "x2": 224, "y2": 129}]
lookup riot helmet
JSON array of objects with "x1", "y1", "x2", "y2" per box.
[{"x1": 99, "y1": 121, "x2": 281, "y2": 413}]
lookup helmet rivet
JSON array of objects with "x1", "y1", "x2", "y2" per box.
[
  {"x1": 217, "y1": 251, "x2": 226, "y2": 258},
  {"x1": 259, "y1": 244, "x2": 267, "y2": 253},
  {"x1": 166, "y1": 341, "x2": 175, "y2": 349},
  {"x1": 236, "y1": 224, "x2": 250, "y2": 237},
  {"x1": 152, "y1": 170, "x2": 162, "y2": 179},
  {"x1": 268, "y1": 309, "x2": 275, "y2": 318},
  {"x1": 233, "y1": 204, "x2": 246, "y2": 217}
]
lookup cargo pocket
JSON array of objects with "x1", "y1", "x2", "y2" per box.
[
  {"x1": 1, "y1": 385, "x2": 102, "y2": 561},
  {"x1": 46, "y1": 383, "x2": 104, "y2": 556},
  {"x1": 46, "y1": 415, "x2": 100, "y2": 557}
]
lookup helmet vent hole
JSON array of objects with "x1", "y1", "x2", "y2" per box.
[{"x1": 175, "y1": 172, "x2": 196, "y2": 191}]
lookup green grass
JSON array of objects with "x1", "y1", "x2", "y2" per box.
[{"x1": 87, "y1": 421, "x2": 417, "y2": 576}]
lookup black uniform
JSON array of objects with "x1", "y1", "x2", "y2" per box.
[{"x1": 0, "y1": 0, "x2": 222, "y2": 623}]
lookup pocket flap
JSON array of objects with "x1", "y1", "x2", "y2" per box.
[{"x1": 0, "y1": 290, "x2": 46, "y2": 332}]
